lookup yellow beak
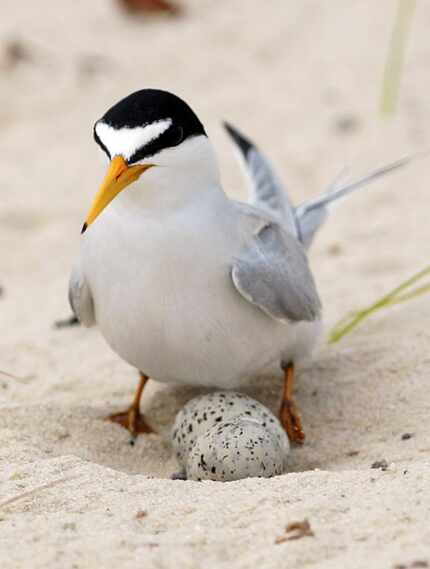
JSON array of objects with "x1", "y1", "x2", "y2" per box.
[{"x1": 82, "y1": 155, "x2": 153, "y2": 233}]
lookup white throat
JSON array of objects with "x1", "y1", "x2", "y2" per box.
[{"x1": 111, "y1": 135, "x2": 224, "y2": 215}]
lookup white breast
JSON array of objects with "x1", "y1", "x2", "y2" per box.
[{"x1": 81, "y1": 195, "x2": 321, "y2": 387}]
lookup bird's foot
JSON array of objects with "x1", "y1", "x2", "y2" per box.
[
  {"x1": 279, "y1": 399, "x2": 305, "y2": 445},
  {"x1": 106, "y1": 407, "x2": 155, "y2": 437}
]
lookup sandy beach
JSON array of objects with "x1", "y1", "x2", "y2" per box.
[{"x1": 1, "y1": 1, "x2": 429, "y2": 567}]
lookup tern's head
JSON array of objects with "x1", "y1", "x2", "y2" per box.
[{"x1": 82, "y1": 89, "x2": 219, "y2": 232}]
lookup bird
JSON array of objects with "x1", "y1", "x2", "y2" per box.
[{"x1": 69, "y1": 88, "x2": 410, "y2": 444}]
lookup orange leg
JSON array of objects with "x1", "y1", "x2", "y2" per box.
[
  {"x1": 279, "y1": 362, "x2": 305, "y2": 445},
  {"x1": 106, "y1": 372, "x2": 154, "y2": 436}
]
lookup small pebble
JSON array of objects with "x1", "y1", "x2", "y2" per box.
[
  {"x1": 118, "y1": 0, "x2": 180, "y2": 15},
  {"x1": 346, "y1": 450, "x2": 360, "y2": 457},
  {"x1": 333, "y1": 113, "x2": 361, "y2": 135},
  {"x1": 401, "y1": 432, "x2": 414, "y2": 440},
  {"x1": 371, "y1": 459, "x2": 389, "y2": 471},
  {"x1": 54, "y1": 315, "x2": 80, "y2": 329},
  {"x1": 0, "y1": 39, "x2": 31, "y2": 70}
]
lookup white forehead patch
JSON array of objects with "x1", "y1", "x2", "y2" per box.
[{"x1": 95, "y1": 119, "x2": 172, "y2": 161}]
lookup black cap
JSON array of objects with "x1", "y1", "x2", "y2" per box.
[{"x1": 94, "y1": 89, "x2": 206, "y2": 164}]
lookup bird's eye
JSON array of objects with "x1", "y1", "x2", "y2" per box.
[{"x1": 170, "y1": 126, "x2": 184, "y2": 146}]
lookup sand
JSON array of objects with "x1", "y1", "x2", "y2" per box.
[{"x1": 1, "y1": 1, "x2": 429, "y2": 567}]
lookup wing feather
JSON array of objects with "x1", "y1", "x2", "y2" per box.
[
  {"x1": 224, "y1": 122, "x2": 298, "y2": 237},
  {"x1": 68, "y1": 262, "x2": 95, "y2": 327},
  {"x1": 232, "y1": 221, "x2": 321, "y2": 323}
]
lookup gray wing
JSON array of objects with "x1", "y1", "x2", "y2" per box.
[
  {"x1": 68, "y1": 262, "x2": 95, "y2": 327},
  {"x1": 224, "y1": 122, "x2": 299, "y2": 238},
  {"x1": 231, "y1": 219, "x2": 321, "y2": 323}
]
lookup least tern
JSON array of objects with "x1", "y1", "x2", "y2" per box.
[{"x1": 69, "y1": 89, "x2": 410, "y2": 443}]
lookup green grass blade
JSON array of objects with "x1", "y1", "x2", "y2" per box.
[
  {"x1": 380, "y1": 0, "x2": 416, "y2": 116},
  {"x1": 328, "y1": 265, "x2": 430, "y2": 344}
]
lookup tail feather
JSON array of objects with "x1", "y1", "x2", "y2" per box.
[
  {"x1": 297, "y1": 156, "x2": 412, "y2": 215},
  {"x1": 295, "y1": 156, "x2": 413, "y2": 248},
  {"x1": 223, "y1": 121, "x2": 299, "y2": 238},
  {"x1": 224, "y1": 120, "x2": 414, "y2": 249}
]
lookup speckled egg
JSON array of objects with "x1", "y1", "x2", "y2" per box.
[
  {"x1": 171, "y1": 391, "x2": 290, "y2": 481},
  {"x1": 171, "y1": 391, "x2": 288, "y2": 466},
  {"x1": 186, "y1": 416, "x2": 286, "y2": 481}
]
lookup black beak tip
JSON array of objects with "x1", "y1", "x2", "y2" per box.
[{"x1": 81, "y1": 222, "x2": 88, "y2": 234}]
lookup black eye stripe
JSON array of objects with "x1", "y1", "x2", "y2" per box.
[
  {"x1": 173, "y1": 126, "x2": 184, "y2": 146},
  {"x1": 127, "y1": 124, "x2": 187, "y2": 164}
]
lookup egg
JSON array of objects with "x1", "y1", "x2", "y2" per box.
[
  {"x1": 171, "y1": 391, "x2": 290, "y2": 481},
  {"x1": 186, "y1": 417, "x2": 287, "y2": 481}
]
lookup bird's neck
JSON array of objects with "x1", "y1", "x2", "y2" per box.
[{"x1": 112, "y1": 137, "x2": 226, "y2": 216}]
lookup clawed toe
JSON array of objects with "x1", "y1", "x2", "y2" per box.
[{"x1": 106, "y1": 409, "x2": 154, "y2": 436}]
